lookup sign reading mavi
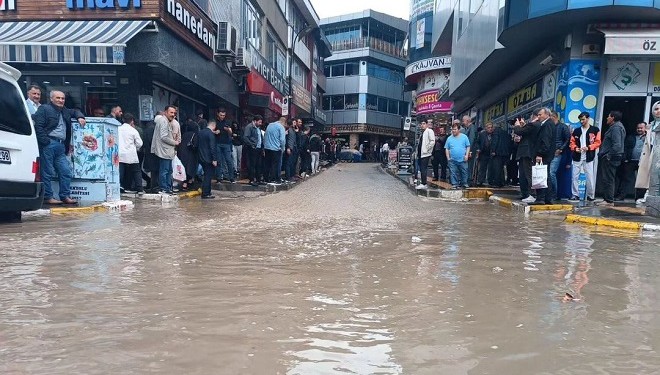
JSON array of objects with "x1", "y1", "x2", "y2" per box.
[{"x1": 67, "y1": 0, "x2": 141, "y2": 9}]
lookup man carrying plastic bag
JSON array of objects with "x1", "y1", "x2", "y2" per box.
[{"x1": 531, "y1": 107, "x2": 555, "y2": 205}]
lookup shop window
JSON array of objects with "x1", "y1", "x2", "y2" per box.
[
  {"x1": 332, "y1": 95, "x2": 345, "y2": 110},
  {"x1": 345, "y1": 94, "x2": 359, "y2": 110},
  {"x1": 331, "y1": 64, "x2": 345, "y2": 77}
]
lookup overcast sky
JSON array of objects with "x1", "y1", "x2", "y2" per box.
[{"x1": 311, "y1": 0, "x2": 410, "y2": 20}]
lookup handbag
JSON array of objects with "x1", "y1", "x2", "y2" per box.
[
  {"x1": 531, "y1": 162, "x2": 548, "y2": 189},
  {"x1": 186, "y1": 133, "x2": 196, "y2": 148}
]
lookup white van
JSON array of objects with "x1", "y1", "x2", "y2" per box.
[{"x1": 0, "y1": 62, "x2": 44, "y2": 222}]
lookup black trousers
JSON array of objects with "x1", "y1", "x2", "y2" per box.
[
  {"x1": 600, "y1": 156, "x2": 620, "y2": 202},
  {"x1": 616, "y1": 160, "x2": 638, "y2": 199},
  {"x1": 419, "y1": 156, "x2": 431, "y2": 185},
  {"x1": 477, "y1": 155, "x2": 490, "y2": 184},
  {"x1": 507, "y1": 157, "x2": 519, "y2": 184},
  {"x1": 432, "y1": 150, "x2": 447, "y2": 180},
  {"x1": 300, "y1": 151, "x2": 312, "y2": 174},
  {"x1": 246, "y1": 146, "x2": 262, "y2": 182},
  {"x1": 119, "y1": 162, "x2": 143, "y2": 192},
  {"x1": 490, "y1": 156, "x2": 506, "y2": 187},
  {"x1": 535, "y1": 157, "x2": 554, "y2": 203},
  {"x1": 201, "y1": 162, "x2": 214, "y2": 196},
  {"x1": 519, "y1": 157, "x2": 533, "y2": 198},
  {"x1": 265, "y1": 149, "x2": 282, "y2": 182}
]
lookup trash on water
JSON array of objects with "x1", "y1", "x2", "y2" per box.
[
  {"x1": 492, "y1": 267, "x2": 504, "y2": 273},
  {"x1": 411, "y1": 236, "x2": 422, "y2": 243}
]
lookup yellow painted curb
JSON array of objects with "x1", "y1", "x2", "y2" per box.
[
  {"x1": 564, "y1": 214, "x2": 643, "y2": 231},
  {"x1": 529, "y1": 204, "x2": 574, "y2": 212},
  {"x1": 50, "y1": 205, "x2": 108, "y2": 214},
  {"x1": 464, "y1": 189, "x2": 493, "y2": 199},
  {"x1": 177, "y1": 189, "x2": 202, "y2": 199}
]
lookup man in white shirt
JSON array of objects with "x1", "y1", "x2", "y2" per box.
[
  {"x1": 25, "y1": 84, "x2": 41, "y2": 115},
  {"x1": 118, "y1": 113, "x2": 144, "y2": 194}
]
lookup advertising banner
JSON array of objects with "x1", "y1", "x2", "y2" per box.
[
  {"x1": 506, "y1": 79, "x2": 543, "y2": 118},
  {"x1": 416, "y1": 90, "x2": 452, "y2": 114}
]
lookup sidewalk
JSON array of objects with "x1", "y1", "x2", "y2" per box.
[
  {"x1": 380, "y1": 164, "x2": 660, "y2": 233},
  {"x1": 24, "y1": 200, "x2": 134, "y2": 218}
]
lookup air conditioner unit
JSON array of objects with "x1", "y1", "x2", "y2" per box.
[
  {"x1": 233, "y1": 47, "x2": 249, "y2": 71},
  {"x1": 582, "y1": 44, "x2": 601, "y2": 55},
  {"x1": 216, "y1": 22, "x2": 237, "y2": 55}
]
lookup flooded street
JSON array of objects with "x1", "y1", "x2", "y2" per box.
[{"x1": 1, "y1": 163, "x2": 658, "y2": 374}]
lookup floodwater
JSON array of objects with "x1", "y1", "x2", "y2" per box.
[{"x1": 0, "y1": 163, "x2": 658, "y2": 374}]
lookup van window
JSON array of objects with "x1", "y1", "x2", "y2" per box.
[{"x1": 0, "y1": 80, "x2": 32, "y2": 136}]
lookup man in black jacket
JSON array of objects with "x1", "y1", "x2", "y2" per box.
[
  {"x1": 33, "y1": 90, "x2": 86, "y2": 205},
  {"x1": 476, "y1": 122, "x2": 495, "y2": 186},
  {"x1": 432, "y1": 126, "x2": 448, "y2": 181},
  {"x1": 490, "y1": 124, "x2": 511, "y2": 187},
  {"x1": 242, "y1": 115, "x2": 264, "y2": 186},
  {"x1": 598, "y1": 110, "x2": 627, "y2": 206},
  {"x1": 532, "y1": 107, "x2": 556, "y2": 205},
  {"x1": 198, "y1": 121, "x2": 218, "y2": 199},
  {"x1": 616, "y1": 122, "x2": 646, "y2": 200},
  {"x1": 549, "y1": 110, "x2": 571, "y2": 200},
  {"x1": 514, "y1": 109, "x2": 541, "y2": 203}
]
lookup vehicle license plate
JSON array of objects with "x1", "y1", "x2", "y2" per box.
[{"x1": 0, "y1": 148, "x2": 11, "y2": 164}]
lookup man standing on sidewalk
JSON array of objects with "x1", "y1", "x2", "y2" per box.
[
  {"x1": 118, "y1": 113, "x2": 144, "y2": 194},
  {"x1": 214, "y1": 108, "x2": 235, "y2": 183},
  {"x1": 432, "y1": 126, "x2": 448, "y2": 181},
  {"x1": 616, "y1": 122, "x2": 646, "y2": 200},
  {"x1": 460, "y1": 115, "x2": 478, "y2": 185},
  {"x1": 242, "y1": 115, "x2": 264, "y2": 186},
  {"x1": 475, "y1": 122, "x2": 495, "y2": 187},
  {"x1": 33, "y1": 90, "x2": 86, "y2": 205},
  {"x1": 152, "y1": 105, "x2": 180, "y2": 195},
  {"x1": 569, "y1": 112, "x2": 601, "y2": 202},
  {"x1": 549, "y1": 110, "x2": 571, "y2": 200},
  {"x1": 285, "y1": 119, "x2": 299, "y2": 182},
  {"x1": 198, "y1": 121, "x2": 218, "y2": 199},
  {"x1": 264, "y1": 117, "x2": 287, "y2": 184},
  {"x1": 514, "y1": 109, "x2": 541, "y2": 203},
  {"x1": 598, "y1": 110, "x2": 626, "y2": 206},
  {"x1": 445, "y1": 123, "x2": 471, "y2": 189},
  {"x1": 531, "y1": 107, "x2": 555, "y2": 205},
  {"x1": 416, "y1": 120, "x2": 436, "y2": 189}
]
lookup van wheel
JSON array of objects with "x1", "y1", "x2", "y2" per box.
[{"x1": 0, "y1": 211, "x2": 22, "y2": 223}]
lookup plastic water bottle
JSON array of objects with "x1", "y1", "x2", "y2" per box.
[{"x1": 577, "y1": 164, "x2": 587, "y2": 206}]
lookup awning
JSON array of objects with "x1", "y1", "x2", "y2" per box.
[
  {"x1": 599, "y1": 28, "x2": 660, "y2": 55},
  {"x1": 0, "y1": 20, "x2": 151, "y2": 64}
]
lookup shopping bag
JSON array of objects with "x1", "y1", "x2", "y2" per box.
[
  {"x1": 531, "y1": 162, "x2": 548, "y2": 189},
  {"x1": 172, "y1": 156, "x2": 187, "y2": 182}
]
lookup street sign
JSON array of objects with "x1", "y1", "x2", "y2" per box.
[
  {"x1": 397, "y1": 145, "x2": 413, "y2": 172},
  {"x1": 404, "y1": 117, "x2": 412, "y2": 130}
]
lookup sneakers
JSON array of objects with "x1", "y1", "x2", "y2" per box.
[
  {"x1": 159, "y1": 190, "x2": 173, "y2": 196},
  {"x1": 415, "y1": 184, "x2": 427, "y2": 190},
  {"x1": 587, "y1": 197, "x2": 596, "y2": 202},
  {"x1": 522, "y1": 196, "x2": 536, "y2": 204},
  {"x1": 636, "y1": 193, "x2": 648, "y2": 205},
  {"x1": 568, "y1": 196, "x2": 579, "y2": 202},
  {"x1": 201, "y1": 195, "x2": 216, "y2": 199}
]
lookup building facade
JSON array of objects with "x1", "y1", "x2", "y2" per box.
[
  {"x1": 320, "y1": 10, "x2": 410, "y2": 150},
  {"x1": 432, "y1": 0, "x2": 660, "y2": 133},
  {"x1": 0, "y1": 0, "x2": 330, "y2": 128},
  {"x1": 406, "y1": 0, "x2": 452, "y2": 135}
]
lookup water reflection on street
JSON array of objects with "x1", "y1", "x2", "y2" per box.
[{"x1": 0, "y1": 164, "x2": 658, "y2": 374}]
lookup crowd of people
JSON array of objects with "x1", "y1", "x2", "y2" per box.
[{"x1": 409, "y1": 104, "x2": 660, "y2": 206}]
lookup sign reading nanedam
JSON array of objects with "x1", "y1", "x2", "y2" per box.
[{"x1": 166, "y1": 0, "x2": 216, "y2": 51}]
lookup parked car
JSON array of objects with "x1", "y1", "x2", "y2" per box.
[{"x1": 0, "y1": 62, "x2": 44, "y2": 222}]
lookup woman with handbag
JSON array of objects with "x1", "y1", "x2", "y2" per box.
[{"x1": 179, "y1": 121, "x2": 199, "y2": 191}]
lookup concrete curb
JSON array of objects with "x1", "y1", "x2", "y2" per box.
[
  {"x1": 124, "y1": 189, "x2": 202, "y2": 203},
  {"x1": 25, "y1": 200, "x2": 134, "y2": 217},
  {"x1": 488, "y1": 195, "x2": 576, "y2": 214},
  {"x1": 380, "y1": 166, "x2": 489, "y2": 201},
  {"x1": 565, "y1": 214, "x2": 660, "y2": 232}
]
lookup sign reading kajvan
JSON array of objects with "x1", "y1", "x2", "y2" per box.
[{"x1": 405, "y1": 56, "x2": 451, "y2": 79}]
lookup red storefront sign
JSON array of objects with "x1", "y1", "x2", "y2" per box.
[
  {"x1": 415, "y1": 90, "x2": 453, "y2": 114},
  {"x1": 247, "y1": 69, "x2": 284, "y2": 115}
]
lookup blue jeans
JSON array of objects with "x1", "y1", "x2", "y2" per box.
[
  {"x1": 158, "y1": 157, "x2": 173, "y2": 192},
  {"x1": 549, "y1": 155, "x2": 562, "y2": 200},
  {"x1": 449, "y1": 159, "x2": 468, "y2": 187},
  {"x1": 216, "y1": 143, "x2": 235, "y2": 180},
  {"x1": 41, "y1": 139, "x2": 72, "y2": 200}
]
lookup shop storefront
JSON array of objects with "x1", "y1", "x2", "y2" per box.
[
  {"x1": 0, "y1": 0, "x2": 239, "y2": 122},
  {"x1": 239, "y1": 43, "x2": 287, "y2": 124}
]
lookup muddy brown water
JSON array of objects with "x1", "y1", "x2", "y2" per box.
[{"x1": 0, "y1": 164, "x2": 658, "y2": 374}]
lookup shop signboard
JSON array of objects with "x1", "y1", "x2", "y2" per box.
[
  {"x1": 244, "y1": 43, "x2": 289, "y2": 96},
  {"x1": 165, "y1": 0, "x2": 216, "y2": 53},
  {"x1": 542, "y1": 70, "x2": 557, "y2": 103},
  {"x1": 246, "y1": 71, "x2": 285, "y2": 115},
  {"x1": 483, "y1": 100, "x2": 505, "y2": 124},
  {"x1": 603, "y1": 61, "x2": 649, "y2": 93},
  {"x1": 506, "y1": 79, "x2": 543, "y2": 118},
  {"x1": 405, "y1": 56, "x2": 451, "y2": 79},
  {"x1": 292, "y1": 82, "x2": 312, "y2": 114},
  {"x1": 416, "y1": 90, "x2": 452, "y2": 114},
  {"x1": 397, "y1": 145, "x2": 413, "y2": 170},
  {"x1": 556, "y1": 59, "x2": 601, "y2": 127}
]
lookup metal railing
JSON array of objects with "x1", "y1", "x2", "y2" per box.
[{"x1": 329, "y1": 37, "x2": 407, "y2": 59}]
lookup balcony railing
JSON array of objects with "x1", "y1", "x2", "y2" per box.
[{"x1": 329, "y1": 37, "x2": 407, "y2": 59}]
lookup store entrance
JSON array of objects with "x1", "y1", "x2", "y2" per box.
[{"x1": 602, "y1": 96, "x2": 647, "y2": 133}]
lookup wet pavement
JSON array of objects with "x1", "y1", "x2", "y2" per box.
[{"x1": 1, "y1": 163, "x2": 658, "y2": 374}]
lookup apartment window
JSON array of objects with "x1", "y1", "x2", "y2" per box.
[
  {"x1": 388, "y1": 99, "x2": 398, "y2": 114},
  {"x1": 366, "y1": 94, "x2": 378, "y2": 111},
  {"x1": 345, "y1": 62, "x2": 359, "y2": 76},
  {"x1": 332, "y1": 95, "x2": 345, "y2": 110},
  {"x1": 323, "y1": 96, "x2": 331, "y2": 111},
  {"x1": 244, "y1": 1, "x2": 262, "y2": 49},
  {"x1": 399, "y1": 101, "x2": 408, "y2": 116},
  {"x1": 324, "y1": 65, "x2": 331, "y2": 77},
  {"x1": 293, "y1": 59, "x2": 307, "y2": 87},
  {"x1": 331, "y1": 64, "x2": 345, "y2": 77},
  {"x1": 377, "y1": 97, "x2": 388, "y2": 112},
  {"x1": 345, "y1": 94, "x2": 359, "y2": 110}
]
